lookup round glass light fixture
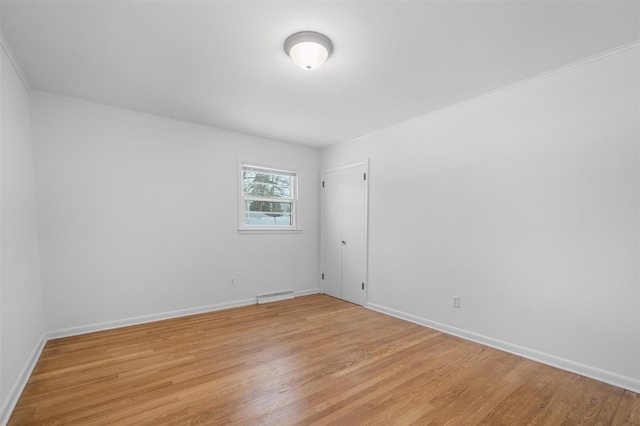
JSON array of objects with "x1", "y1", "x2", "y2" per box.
[{"x1": 284, "y1": 31, "x2": 333, "y2": 70}]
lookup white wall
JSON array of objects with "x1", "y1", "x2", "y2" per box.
[
  {"x1": 322, "y1": 46, "x2": 640, "y2": 390},
  {"x1": 30, "y1": 94, "x2": 320, "y2": 333},
  {"x1": 0, "y1": 43, "x2": 45, "y2": 419}
]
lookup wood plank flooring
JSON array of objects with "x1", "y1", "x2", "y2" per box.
[{"x1": 8, "y1": 294, "x2": 640, "y2": 425}]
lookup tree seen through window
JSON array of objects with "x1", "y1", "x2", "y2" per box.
[{"x1": 242, "y1": 166, "x2": 297, "y2": 227}]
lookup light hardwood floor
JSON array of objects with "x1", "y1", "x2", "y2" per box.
[{"x1": 9, "y1": 294, "x2": 640, "y2": 425}]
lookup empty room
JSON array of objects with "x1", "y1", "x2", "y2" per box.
[{"x1": 1, "y1": 0, "x2": 639, "y2": 424}]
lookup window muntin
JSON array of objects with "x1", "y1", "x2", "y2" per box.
[{"x1": 241, "y1": 164, "x2": 298, "y2": 230}]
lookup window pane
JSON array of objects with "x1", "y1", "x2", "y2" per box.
[
  {"x1": 243, "y1": 171, "x2": 292, "y2": 199},
  {"x1": 245, "y1": 211, "x2": 292, "y2": 226},
  {"x1": 240, "y1": 163, "x2": 297, "y2": 229},
  {"x1": 246, "y1": 201, "x2": 291, "y2": 213}
]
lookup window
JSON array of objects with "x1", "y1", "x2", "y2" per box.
[{"x1": 240, "y1": 163, "x2": 299, "y2": 231}]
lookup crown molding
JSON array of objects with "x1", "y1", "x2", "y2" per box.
[
  {"x1": 341, "y1": 39, "x2": 640, "y2": 147},
  {"x1": 0, "y1": 29, "x2": 32, "y2": 91}
]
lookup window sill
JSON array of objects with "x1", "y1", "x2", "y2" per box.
[{"x1": 238, "y1": 228, "x2": 302, "y2": 235}]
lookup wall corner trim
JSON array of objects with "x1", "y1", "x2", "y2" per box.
[{"x1": 366, "y1": 302, "x2": 640, "y2": 394}]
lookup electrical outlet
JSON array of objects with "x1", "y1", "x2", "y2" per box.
[
  {"x1": 452, "y1": 296, "x2": 460, "y2": 308},
  {"x1": 230, "y1": 277, "x2": 236, "y2": 287}
]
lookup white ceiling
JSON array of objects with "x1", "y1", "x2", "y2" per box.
[{"x1": 1, "y1": 1, "x2": 639, "y2": 148}]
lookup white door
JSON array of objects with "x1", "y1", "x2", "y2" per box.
[{"x1": 321, "y1": 163, "x2": 368, "y2": 306}]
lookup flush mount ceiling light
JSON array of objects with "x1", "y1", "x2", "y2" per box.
[{"x1": 284, "y1": 31, "x2": 333, "y2": 70}]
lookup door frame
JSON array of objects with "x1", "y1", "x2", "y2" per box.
[{"x1": 320, "y1": 160, "x2": 370, "y2": 305}]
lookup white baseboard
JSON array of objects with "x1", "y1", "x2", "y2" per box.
[
  {"x1": 46, "y1": 297, "x2": 260, "y2": 340},
  {"x1": 295, "y1": 288, "x2": 320, "y2": 297},
  {"x1": 366, "y1": 302, "x2": 640, "y2": 394},
  {"x1": 47, "y1": 290, "x2": 321, "y2": 340},
  {"x1": 1, "y1": 335, "x2": 47, "y2": 426}
]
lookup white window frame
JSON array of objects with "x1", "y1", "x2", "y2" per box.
[{"x1": 238, "y1": 162, "x2": 300, "y2": 233}]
